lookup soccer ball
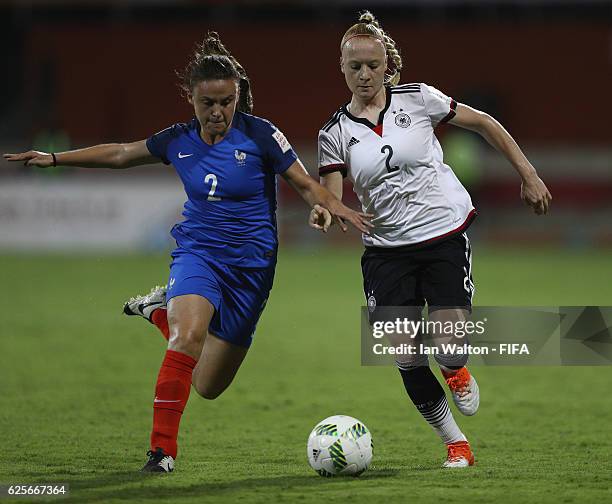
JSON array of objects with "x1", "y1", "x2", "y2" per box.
[{"x1": 307, "y1": 415, "x2": 373, "y2": 477}]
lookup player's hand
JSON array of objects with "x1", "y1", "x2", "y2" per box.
[
  {"x1": 3, "y1": 151, "x2": 54, "y2": 168},
  {"x1": 309, "y1": 204, "x2": 333, "y2": 233},
  {"x1": 521, "y1": 174, "x2": 552, "y2": 215},
  {"x1": 325, "y1": 199, "x2": 374, "y2": 234}
]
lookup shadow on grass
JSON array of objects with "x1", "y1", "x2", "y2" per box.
[{"x1": 59, "y1": 468, "x2": 400, "y2": 502}]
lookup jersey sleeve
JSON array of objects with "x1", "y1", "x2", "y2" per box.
[
  {"x1": 318, "y1": 129, "x2": 346, "y2": 178},
  {"x1": 146, "y1": 124, "x2": 182, "y2": 165},
  {"x1": 258, "y1": 122, "x2": 298, "y2": 175},
  {"x1": 420, "y1": 83, "x2": 457, "y2": 127}
]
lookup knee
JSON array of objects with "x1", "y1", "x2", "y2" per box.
[
  {"x1": 434, "y1": 352, "x2": 469, "y2": 370},
  {"x1": 169, "y1": 327, "x2": 205, "y2": 355},
  {"x1": 396, "y1": 352, "x2": 429, "y2": 371},
  {"x1": 193, "y1": 381, "x2": 224, "y2": 400}
]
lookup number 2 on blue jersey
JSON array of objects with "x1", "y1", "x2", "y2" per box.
[{"x1": 205, "y1": 173, "x2": 221, "y2": 201}]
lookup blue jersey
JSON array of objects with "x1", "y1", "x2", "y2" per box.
[{"x1": 146, "y1": 112, "x2": 298, "y2": 268}]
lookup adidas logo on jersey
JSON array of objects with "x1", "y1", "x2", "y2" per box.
[{"x1": 347, "y1": 137, "x2": 360, "y2": 148}]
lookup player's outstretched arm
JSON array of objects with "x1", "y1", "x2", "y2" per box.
[
  {"x1": 281, "y1": 160, "x2": 373, "y2": 234},
  {"x1": 450, "y1": 104, "x2": 552, "y2": 215},
  {"x1": 3, "y1": 140, "x2": 157, "y2": 169},
  {"x1": 308, "y1": 204, "x2": 333, "y2": 233},
  {"x1": 308, "y1": 172, "x2": 344, "y2": 232}
]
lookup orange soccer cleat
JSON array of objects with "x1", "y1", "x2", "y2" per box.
[
  {"x1": 442, "y1": 367, "x2": 480, "y2": 416},
  {"x1": 443, "y1": 440, "x2": 475, "y2": 468}
]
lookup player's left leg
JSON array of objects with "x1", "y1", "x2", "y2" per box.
[
  {"x1": 189, "y1": 261, "x2": 273, "y2": 398},
  {"x1": 123, "y1": 285, "x2": 170, "y2": 340},
  {"x1": 122, "y1": 270, "x2": 267, "y2": 397},
  {"x1": 428, "y1": 307, "x2": 480, "y2": 416},
  {"x1": 125, "y1": 292, "x2": 250, "y2": 400},
  {"x1": 416, "y1": 232, "x2": 479, "y2": 467},
  {"x1": 421, "y1": 232, "x2": 479, "y2": 417},
  {"x1": 191, "y1": 332, "x2": 248, "y2": 399}
]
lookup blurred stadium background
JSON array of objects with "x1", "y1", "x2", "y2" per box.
[
  {"x1": 1, "y1": 1, "x2": 611, "y2": 502},
  {"x1": 0, "y1": 0, "x2": 610, "y2": 252}
]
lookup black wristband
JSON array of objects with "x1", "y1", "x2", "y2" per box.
[{"x1": 51, "y1": 153, "x2": 57, "y2": 167}]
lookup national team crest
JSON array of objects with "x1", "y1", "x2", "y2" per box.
[
  {"x1": 235, "y1": 150, "x2": 247, "y2": 166},
  {"x1": 367, "y1": 294, "x2": 377, "y2": 313},
  {"x1": 394, "y1": 113, "x2": 411, "y2": 128}
]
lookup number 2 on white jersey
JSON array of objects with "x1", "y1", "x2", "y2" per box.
[
  {"x1": 381, "y1": 145, "x2": 400, "y2": 173},
  {"x1": 205, "y1": 174, "x2": 221, "y2": 201}
]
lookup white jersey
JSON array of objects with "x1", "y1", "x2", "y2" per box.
[{"x1": 318, "y1": 83, "x2": 475, "y2": 248}]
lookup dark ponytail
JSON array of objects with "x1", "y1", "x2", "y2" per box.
[{"x1": 178, "y1": 31, "x2": 254, "y2": 114}]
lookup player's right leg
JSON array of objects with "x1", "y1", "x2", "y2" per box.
[
  {"x1": 143, "y1": 295, "x2": 251, "y2": 472},
  {"x1": 142, "y1": 248, "x2": 224, "y2": 473},
  {"x1": 141, "y1": 249, "x2": 274, "y2": 473},
  {"x1": 143, "y1": 293, "x2": 214, "y2": 473}
]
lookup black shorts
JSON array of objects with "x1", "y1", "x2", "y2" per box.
[{"x1": 361, "y1": 232, "x2": 474, "y2": 314}]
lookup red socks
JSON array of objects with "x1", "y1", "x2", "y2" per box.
[
  {"x1": 151, "y1": 309, "x2": 170, "y2": 341},
  {"x1": 150, "y1": 349, "x2": 197, "y2": 459}
]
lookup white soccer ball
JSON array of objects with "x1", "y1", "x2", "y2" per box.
[{"x1": 307, "y1": 415, "x2": 373, "y2": 477}]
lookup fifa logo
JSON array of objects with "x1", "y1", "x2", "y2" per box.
[{"x1": 235, "y1": 150, "x2": 247, "y2": 166}]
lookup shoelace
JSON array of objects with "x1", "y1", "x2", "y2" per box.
[
  {"x1": 445, "y1": 369, "x2": 471, "y2": 396},
  {"x1": 447, "y1": 443, "x2": 470, "y2": 462},
  {"x1": 146, "y1": 449, "x2": 163, "y2": 462},
  {"x1": 127, "y1": 285, "x2": 166, "y2": 305}
]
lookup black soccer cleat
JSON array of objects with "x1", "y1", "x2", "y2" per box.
[{"x1": 141, "y1": 448, "x2": 175, "y2": 473}]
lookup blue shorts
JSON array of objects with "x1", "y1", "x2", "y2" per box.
[{"x1": 166, "y1": 248, "x2": 275, "y2": 348}]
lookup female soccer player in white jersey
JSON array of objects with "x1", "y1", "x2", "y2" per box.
[
  {"x1": 4, "y1": 32, "x2": 372, "y2": 473},
  {"x1": 309, "y1": 11, "x2": 552, "y2": 468}
]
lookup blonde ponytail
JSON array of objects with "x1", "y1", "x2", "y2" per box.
[{"x1": 341, "y1": 11, "x2": 403, "y2": 86}]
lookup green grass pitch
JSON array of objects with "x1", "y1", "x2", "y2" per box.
[{"x1": 1, "y1": 247, "x2": 611, "y2": 503}]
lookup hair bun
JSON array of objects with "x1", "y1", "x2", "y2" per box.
[
  {"x1": 206, "y1": 31, "x2": 220, "y2": 41},
  {"x1": 358, "y1": 10, "x2": 376, "y2": 25},
  {"x1": 342, "y1": 11, "x2": 403, "y2": 87}
]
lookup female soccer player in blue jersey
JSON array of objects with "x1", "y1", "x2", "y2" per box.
[{"x1": 4, "y1": 32, "x2": 372, "y2": 473}]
